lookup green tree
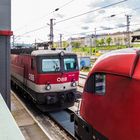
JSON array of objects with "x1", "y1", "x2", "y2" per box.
[
  {"x1": 106, "y1": 37, "x2": 112, "y2": 46},
  {"x1": 71, "y1": 41, "x2": 81, "y2": 48},
  {"x1": 63, "y1": 41, "x2": 69, "y2": 48},
  {"x1": 53, "y1": 42, "x2": 58, "y2": 48},
  {"x1": 100, "y1": 38, "x2": 105, "y2": 46},
  {"x1": 95, "y1": 39, "x2": 105, "y2": 47},
  {"x1": 95, "y1": 39, "x2": 100, "y2": 47}
]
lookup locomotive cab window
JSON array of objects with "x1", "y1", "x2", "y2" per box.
[
  {"x1": 42, "y1": 59, "x2": 60, "y2": 72},
  {"x1": 84, "y1": 73, "x2": 106, "y2": 95},
  {"x1": 94, "y1": 74, "x2": 106, "y2": 95},
  {"x1": 64, "y1": 58, "x2": 77, "y2": 71}
]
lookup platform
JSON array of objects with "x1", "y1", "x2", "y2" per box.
[
  {"x1": 11, "y1": 92, "x2": 49, "y2": 140},
  {"x1": 0, "y1": 94, "x2": 25, "y2": 140}
]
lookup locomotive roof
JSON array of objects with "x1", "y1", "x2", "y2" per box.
[
  {"x1": 11, "y1": 48, "x2": 76, "y2": 56},
  {"x1": 31, "y1": 49, "x2": 75, "y2": 56},
  {"x1": 92, "y1": 48, "x2": 140, "y2": 77}
]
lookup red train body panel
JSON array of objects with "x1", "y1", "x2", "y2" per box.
[
  {"x1": 11, "y1": 49, "x2": 79, "y2": 111},
  {"x1": 74, "y1": 48, "x2": 140, "y2": 140}
]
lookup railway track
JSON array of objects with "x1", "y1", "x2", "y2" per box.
[
  {"x1": 48, "y1": 100, "x2": 81, "y2": 140},
  {"x1": 11, "y1": 74, "x2": 87, "y2": 140},
  {"x1": 12, "y1": 88, "x2": 74, "y2": 140},
  {"x1": 11, "y1": 91, "x2": 82, "y2": 139}
]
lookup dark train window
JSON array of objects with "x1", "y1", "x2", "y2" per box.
[
  {"x1": 84, "y1": 74, "x2": 94, "y2": 93},
  {"x1": 94, "y1": 74, "x2": 106, "y2": 95},
  {"x1": 84, "y1": 73, "x2": 106, "y2": 95},
  {"x1": 31, "y1": 58, "x2": 35, "y2": 70}
]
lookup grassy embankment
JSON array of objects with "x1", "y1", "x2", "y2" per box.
[{"x1": 73, "y1": 44, "x2": 140, "y2": 55}]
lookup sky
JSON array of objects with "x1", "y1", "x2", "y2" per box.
[{"x1": 12, "y1": 0, "x2": 140, "y2": 44}]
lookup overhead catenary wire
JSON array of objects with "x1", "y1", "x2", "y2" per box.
[
  {"x1": 55, "y1": 0, "x2": 128, "y2": 24},
  {"x1": 17, "y1": 17, "x2": 140, "y2": 42},
  {"x1": 14, "y1": 0, "x2": 75, "y2": 32},
  {"x1": 54, "y1": 6, "x2": 140, "y2": 37},
  {"x1": 20, "y1": 25, "x2": 48, "y2": 36},
  {"x1": 41, "y1": 22, "x2": 140, "y2": 42},
  {"x1": 17, "y1": 0, "x2": 128, "y2": 36},
  {"x1": 54, "y1": 0, "x2": 75, "y2": 11},
  {"x1": 27, "y1": 5, "x2": 140, "y2": 37},
  {"x1": 103, "y1": 6, "x2": 140, "y2": 19},
  {"x1": 62, "y1": 23, "x2": 140, "y2": 37}
]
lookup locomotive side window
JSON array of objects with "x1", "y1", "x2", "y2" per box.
[
  {"x1": 64, "y1": 58, "x2": 77, "y2": 71},
  {"x1": 84, "y1": 73, "x2": 106, "y2": 95},
  {"x1": 94, "y1": 74, "x2": 106, "y2": 95},
  {"x1": 84, "y1": 74, "x2": 94, "y2": 93},
  {"x1": 31, "y1": 58, "x2": 35, "y2": 69},
  {"x1": 42, "y1": 59, "x2": 60, "y2": 72}
]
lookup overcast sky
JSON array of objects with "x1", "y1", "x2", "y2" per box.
[{"x1": 12, "y1": 0, "x2": 140, "y2": 44}]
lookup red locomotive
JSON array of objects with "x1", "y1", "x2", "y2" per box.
[
  {"x1": 74, "y1": 48, "x2": 140, "y2": 140},
  {"x1": 11, "y1": 48, "x2": 79, "y2": 111}
]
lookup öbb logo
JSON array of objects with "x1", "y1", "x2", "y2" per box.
[{"x1": 57, "y1": 77, "x2": 67, "y2": 82}]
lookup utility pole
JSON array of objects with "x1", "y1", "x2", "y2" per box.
[
  {"x1": 34, "y1": 38, "x2": 37, "y2": 48},
  {"x1": 35, "y1": 38, "x2": 37, "y2": 45},
  {"x1": 94, "y1": 28, "x2": 97, "y2": 54},
  {"x1": 50, "y1": 18, "x2": 54, "y2": 48},
  {"x1": 60, "y1": 34, "x2": 62, "y2": 48},
  {"x1": 90, "y1": 35, "x2": 92, "y2": 55},
  {"x1": 126, "y1": 15, "x2": 131, "y2": 48}
]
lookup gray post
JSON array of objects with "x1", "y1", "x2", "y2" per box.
[
  {"x1": 0, "y1": 0, "x2": 12, "y2": 109},
  {"x1": 94, "y1": 28, "x2": 97, "y2": 54},
  {"x1": 60, "y1": 34, "x2": 62, "y2": 48},
  {"x1": 90, "y1": 36, "x2": 92, "y2": 55},
  {"x1": 126, "y1": 15, "x2": 131, "y2": 48},
  {"x1": 50, "y1": 19, "x2": 54, "y2": 48}
]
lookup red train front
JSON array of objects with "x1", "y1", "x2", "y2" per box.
[
  {"x1": 11, "y1": 48, "x2": 79, "y2": 111},
  {"x1": 74, "y1": 48, "x2": 140, "y2": 140}
]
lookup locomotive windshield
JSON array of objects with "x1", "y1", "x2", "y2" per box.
[
  {"x1": 42, "y1": 59, "x2": 60, "y2": 72},
  {"x1": 64, "y1": 58, "x2": 77, "y2": 71},
  {"x1": 38, "y1": 54, "x2": 78, "y2": 73}
]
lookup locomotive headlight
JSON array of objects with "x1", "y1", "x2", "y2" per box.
[
  {"x1": 60, "y1": 51, "x2": 65, "y2": 57},
  {"x1": 71, "y1": 81, "x2": 77, "y2": 87},
  {"x1": 45, "y1": 84, "x2": 51, "y2": 90}
]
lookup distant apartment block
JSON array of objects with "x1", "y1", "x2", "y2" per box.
[{"x1": 67, "y1": 30, "x2": 140, "y2": 47}]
